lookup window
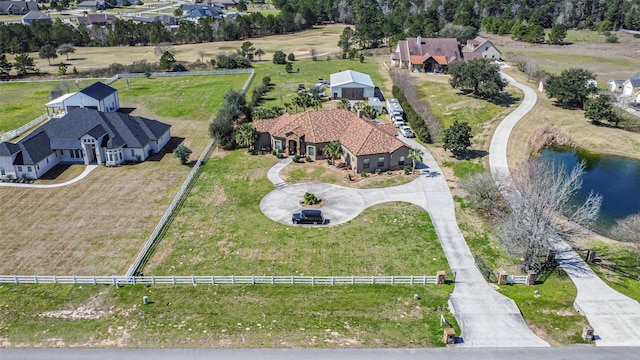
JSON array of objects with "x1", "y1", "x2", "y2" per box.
[
  {"x1": 108, "y1": 153, "x2": 113, "y2": 162},
  {"x1": 399, "y1": 156, "x2": 405, "y2": 166},
  {"x1": 27, "y1": 166, "x2": 32, "y2": 172},
  {"x1": 131, "y1": 149, "x2": 135, "y2": 157},
  {"x1": 46, "y1": 158, "x2": 49, "y2": 164},
  {"x1": 0, "y1": 168, "x2": 5, "y2": 176},
  {"x1": 363, "y1": 159, "x2": 370, "y2": 169},
  {"x1": 378, "y1": 157, "x2": 384, "y2": 168},
  {"x1": 307, "y1": 146, "x2": 315, "y2": 157},
  {"x1": 274, "y1": 140, "x2": 282, "y2": 151},
  {"x1": 17, "y1": 166, "x2": 22, "y2": 172},
  {"x1": 70, "y1": 151, "x2": 75, "y2": 159}
]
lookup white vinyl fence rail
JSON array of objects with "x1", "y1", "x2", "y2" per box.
[
  {"x1": 0, "y1": 113, "x2": 50, "y2": 142},
  {"x1": 0, "y1": 275, "x2": 438, "y2": 286},
  {"x1": 507, "y1": 275, "x2": 529, "y2": 285}
]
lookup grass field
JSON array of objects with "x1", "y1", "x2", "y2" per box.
[
  {"x1": 0, "y1": 283, "x2": 455, "y2": 347},
  {"x1": 586, "y1": 242, "x2": 640, "y2": 302},
  {"x1": 0, "y1": 79, "x2": 99, "y2": 133},
  {"x1": 146, "y1": 149, "x2": 450, "y2": 276},
  {"x1": 0, "y1": 74, "x2": 251, "y2": 275}
]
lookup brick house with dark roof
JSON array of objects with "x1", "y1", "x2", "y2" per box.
[
  {"x1": 392, "y1": 36, "x2": 486, "y2": 72},
  {"x1": 0, "y1": 108, "x2": 171, "y2": 180},
  {"x1": 253, "y1": 109, "x2": 412, "y2": 173}
]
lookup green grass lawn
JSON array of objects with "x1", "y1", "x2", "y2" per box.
[
  {"x1": 112, "y1": 74, "x2": 250, "y2": 121},
  {"x1": 250, "y1": 58, "x2": 387, "y2": 110},
  {"x1": 419, "y1": 80, "x2": 521, "y2": 131},
  {"x1": 148, "y1": 149, "x2": 449, "y2": 276},
  {"x1": 586, "y1": 242, "x2": 640, "y2": 302},
  {"x1": 0, "y1": 79, "x2": 99, "y2": 133},
  {"x1": 443, "y1": 160, "x2": 484, "y2": 179},
  {"x1": 0, "y1": 282, "x2": 455, "y2": 347},
  {"x1": 497, "y1": 268, "x2": 591, "y2": 345}
]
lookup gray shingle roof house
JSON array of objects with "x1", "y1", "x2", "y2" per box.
[
  {"x1": 181, "y1": 4, "x2": 223, "y2": 21},
  {"x1": 0, "y1": 1, "x2": 38, "y2": 15},
  {"x1": 0, "y1": 108, "x2": 171, "y2": 180},
  {"x1": 77, "y1": 0, "x2": 107, "y2": 11},
  {"x1": 21, "y1": 10, "x2": 51, "y2": 24},
  {"x1": 46, "y1": 81, "x2": 120, "y2": 115}
]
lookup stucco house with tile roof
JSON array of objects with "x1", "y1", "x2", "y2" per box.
[
  {"x1": 0, "y1": 108, "x2": 171, "y2": 180},
  {"x1": 392, "y1": 36, "x2": 464, "y2": 73},
  {"x1": 253, "y1": 109, "x2": 412, "y2": 173},
  {"x1": 464, "y1": 36, "x2": 501, "y2": 60}
]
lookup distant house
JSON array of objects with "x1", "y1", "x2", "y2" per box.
[
  {"x1": 77, "y1": 0, "x2": 107, "y2": 11},
  {"x1": 77, "y1": 13, "x2": 117, "y2": 27},
  {"x1": 329, "y1": 70, "x2": 375, "y2": 100},
  {"x1": 464, "y1": 36, "x2": 501, "y2": 60},
  {"x1": 0, "y1": 108, "x2": 171, "y2": 180},
  {"x1": 132, "y1": 14, "x2": 178, "y2": 26},
  {"x1": 253, "y1": 109, "x2": 412, "y2": 173},
  {"x1": 607, "y1": 79, "x2": 625, "y2": 93},
  {"x1": 0, "y1": 1, "x2": 38, "y2": 15},
  {"x1": 181, "y1": 4, "x2": 223, "y2": 22},
  {"x1": 392, "y1": 36, "x2": 466, "y2": 73},
  {"x1": 21, "y1": 10, "x2": 51, "y2": 25},
  {"x1": 212, "y1": 0, "x2": 237, "y2": 9},
  {"x1": 623, "y1": 72, "x2": 640, "y2": 97},
  {"x1": 45, "y1": 82, "x2": 120, "y2": 116}
]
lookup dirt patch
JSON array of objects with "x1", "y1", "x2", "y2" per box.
[{"x1": 41, "y1": 291, "x2": 114, "y2": 320}]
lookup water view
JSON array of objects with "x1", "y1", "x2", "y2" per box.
[{"x1": 538, "y1": 148, "x2": 640, "y2": 233}]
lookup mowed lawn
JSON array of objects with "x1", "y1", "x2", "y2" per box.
[
  {"x1": 0, "y1": 79, "x2": 100, "y2": 133},
  {"x1": 0, "y1": 74, "x2": 250, "y2": 275},
  {"x1": 146, "y1": 149, "x2": 450, "y2": 276},
  {"x1": 0, "y1": 283, "x2": 455, "y2": 347}
]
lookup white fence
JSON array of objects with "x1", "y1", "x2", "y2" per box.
[
  {"x1": 0, "y1": 275, "x2": 438, "y2": 286},
  {"x1": 0, "y1": 113, "x2": 50, "y2": 143},
  {"x1": 507, "y1": 275, "x2": 529, "y2": 285},
  {"x1": 104, "y1": 69, "x2": 255, "y2": 84},
  {"x1": 125, "y1": 138, "x2": 216, "y2": 277}
]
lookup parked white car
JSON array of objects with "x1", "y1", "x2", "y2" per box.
[
  {"x1": 393, "y1": 119, "x2": 406, "y2": 128},
  {"x1": 399, "y1": 125, "x2": 415, "y2": 138}
]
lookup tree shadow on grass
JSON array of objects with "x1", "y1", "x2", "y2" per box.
[
  {"x1": 145, "y1": 136, "x2": 185, "y2": 162},
  {"x1": 488, "y1": 92, "x2": 519, "y2": 107}
]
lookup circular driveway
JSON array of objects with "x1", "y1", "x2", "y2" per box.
[{"x1": 260, "y1": 182, "x2": 366, "y2": 226}]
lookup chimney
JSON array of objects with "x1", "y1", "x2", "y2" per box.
[
  {"x1": 357, "y1": 109, "x2": 364, "y2": 118},
  {"x1": 417, "y1": 36, "x2": 422, "y2": 45}
]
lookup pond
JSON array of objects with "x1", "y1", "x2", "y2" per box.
[{"x1": 538, "y1": 147, "x2": 640, "y2": 233}]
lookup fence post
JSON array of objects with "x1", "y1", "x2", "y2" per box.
[
  {"x1": 152, "y1": 276, "x2": 156, "y2": 285},
  {"x1": 371, "y1": 276, "x2": 375, "y2": 285},
  {"x1": 212, "y1": 276, "x2": 215, "y2": 285},
  {"x1": 410, "y1": 275, "x2": 414, "y2": 285},
  {"x1": 291, "y1": 276, "x2": 294, "y2": 285},
  {"x1": 172, "y1": 276, "x2": 176, "y2": 285},
  {"x1": 312, "y1": 276, "x2": 315, "y2": 286},
  {"x1": 252, "y1": 275, "x2": 255, "y2": 285},
  {"x1": 53, "y1": 275, "x2": 57, "y2": 284},
  {"x1": 232, "y1": 275, "x2": 235, "y2": 285},
  {"x1": 331, "y1": 276, "x2": 335, "y2": 285},
  {"x1": 73, "y1": 275, "x2": 77, "y2": 284},
  {"x1": 351, "y1": 275, "x2": 355, "y2": 285},
  {"x1": 93, "y1": 276, "x2": 96, "y2": 285},
  {"x1": 192, "y1": 275, "x2": 196, "y2": 285}
]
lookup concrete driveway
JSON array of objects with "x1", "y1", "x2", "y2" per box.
[
  {"x1": 261, "y1": 147, "x2": 548, "y2": 347},
  {"x1": 490, "y1": 72, "x2": 640, "y2": 346}
]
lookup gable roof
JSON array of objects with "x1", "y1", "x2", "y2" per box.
[
  {"x1": 397, "y1": 37, "x2": 462, "y2": 65},
  {"x1": 626, "y1": 78, "x2": 640, "y2": 88},
  {"x1": 253, "y1": 109, "x2": 408, "y2": 157},
  {"x1": 22, "y1": 10, "x2": 50, "y2": 21},
  {"x1": 330, "y1": 70, "x2": 374, "y2": 88},
  {"x1": 632, "y1": 71, "x2": 640, "y2": 80},
  {"x1": 0, "y1": 1, "x2": 38, "y2": 15},
  {"x1": 467, "y1": 36, "x2": 489, "y2": 48},
  {"x1": 80, "y1": 82, "x2": 117, "y2": 100},
  {"x1": 77, "y1": 13, "x2": 117, "y2": 25}
]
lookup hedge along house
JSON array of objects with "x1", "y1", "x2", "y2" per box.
[
  {"x1": 253, "y1": 109, "x2": 412, "y2": 173},
  {"x1": 0, "y1": 108, "x2": 171, "y2": 180},
  {"x1": 45, "y1": 81, "x2": 120, "y2": 117},
  {"x1": 329, "y1": 70, "x2": 375, "y2": 100}
]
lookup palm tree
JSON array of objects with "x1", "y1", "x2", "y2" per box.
[
  {"x1": 337, "y1": 98, "x2": 351, "y2": 110},
  {"x1": 323, "y1": 141, "x2": 343, "y2": 165},
  {"x1": 308, "y1": 85, "x2": 324, "y2": 99},
  {"x1": 235, "y1": 123, "x2": 258, "y2": 152},
  {"x1": 284, "y1": 102, "x2": 292, "y2": 113},
  {"x1": 408, "y1": 148, "x2": 424, "y2": 173},
  {"x1": 311, "y1": 98, "x2": 323, "y2": 111}
]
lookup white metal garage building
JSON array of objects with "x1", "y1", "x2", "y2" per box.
[{"x1": 330, "y1": 70, "x2": 375, "y2": 100}]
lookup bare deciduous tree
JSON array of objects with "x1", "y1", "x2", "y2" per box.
[
  {"x1": 460, "y1": 171, "x2": 510, "y2": 218},
  {"x1": 611, "y1": 214, "x2": 640, "y2": 266},
  {"x1": 498, "y1": 160, "x2": 602, "y2": 270}
]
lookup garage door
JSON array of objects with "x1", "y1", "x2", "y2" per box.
[{"x1": 342, "y1": 87, "x2": 365, "y2": 100}]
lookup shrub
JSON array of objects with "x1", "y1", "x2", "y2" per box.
[
  {"x1": 272, "y1": 51, "x2": 287, "y2": 64},
  {"x1": 292, "y1": 154, "x2": 300, "y2": 162},
  {"x1": 360, "y1": 171, "x2": 367, "y2": 177},
  {"x1": 287, "y1": 53, "x2": 295, "y2": 61},
  {"x1": 271, "y1": 149, "x2": 277, "y2": 155},
  {"x1": 605, "y1": 34, "x2": 618, "y2": 43},
  {"x1": 386, "y1": 170, "x2": 392, "y2": 175},
  {"x1": 348, "y1": 174, "x2": 353, "y2": 181},
  {"x1": 276, "y1": 152, "x2": 284, "y2": 158},
  {"x1": 375, "y1": 168, "x2": 381, "y2": 174},
  {"x1": 305, "y1": 156, "x2": 312, "y2": 162},
  {"x1": 404, "y1": 165, "x2": 412, "y2": 175},
  {"x1": 303, "y1": 192, "x2": 320, "y2": 205},
  {"x1": 326, "y1": 159, "x2": 333, "y2": 165}
]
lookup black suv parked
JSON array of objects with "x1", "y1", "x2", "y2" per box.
[{"x1": 292, "y1": 209, "x2": 325, "y2": 225}]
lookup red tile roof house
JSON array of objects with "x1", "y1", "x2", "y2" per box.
[
  {"x1": 253, "y1": 109, "x2": 413, "y2": 174},
  {"x1": 391, "y1": 36, "x2": 481, "y2": 73}
]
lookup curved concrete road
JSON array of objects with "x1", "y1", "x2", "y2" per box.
[
  {"x1": 0, "y1": 165, "x2": 98, "y2": 189},
  {"x1": 262, "y1": 148, "x2": 548, "y2": 347},
  {"x1": 490, "y1": 73, "x2": 640, "y2": 346}
]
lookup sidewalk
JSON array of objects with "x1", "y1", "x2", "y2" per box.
[{"x1": 0, "y1": 165, "x2": 98, "y2": 189}]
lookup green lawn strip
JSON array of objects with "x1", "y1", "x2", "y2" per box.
[
  {"x1": 586, "y1": 242, "x2": 640, "y2": 302},
  {"x1": 418, "y1": 80, "x2": 519, "y2": 131},
  {"x1": 111, "y1": 74, "x2": 249, "y2": 121},
  {"x1": 1, "y1": 284, "x2": 456, "y2": 347},
  {"x1": 497, "y1": 269, "x2": 591, "y2": 345},
  {"x1": 0, "y1": 79, "x2": 98, "y2": 133},
  {"x1": 250, "y1": 58, "x2": 385, "y2": 110},
  {"x1": 460, "y1": 223, "x2": 588, "y2": 345},
  {"x1": 152, "y1": 150, "x2": 449, "y2": 275},
  {"x1": 442, "y1": 160, "x2": 484, "y2": 179}
]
